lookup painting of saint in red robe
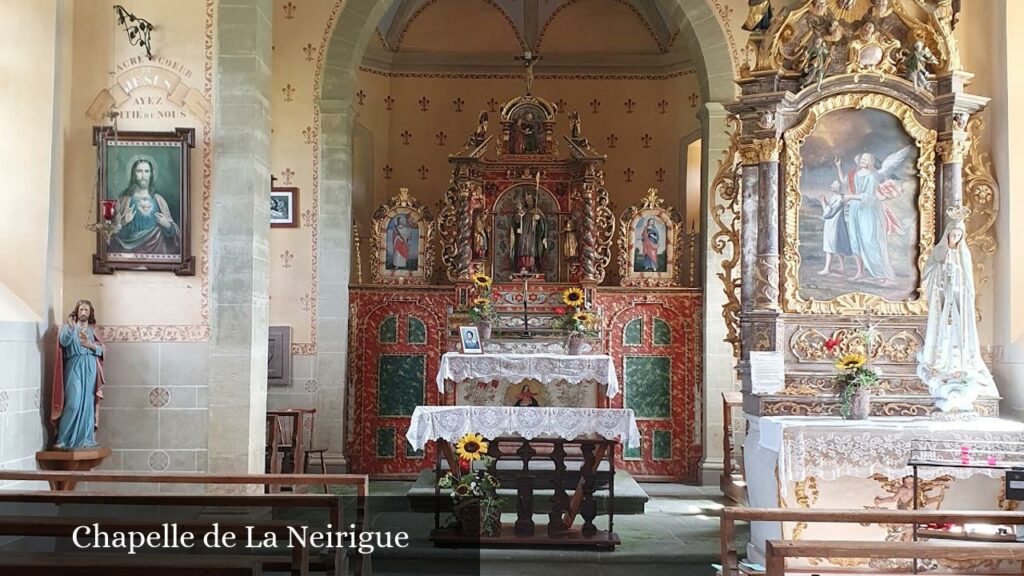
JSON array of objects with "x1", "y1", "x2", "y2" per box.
[
  {"x1": 386, "y1": 213, "x2": 419, "y2": 271},
  {"x1": 633, "y1": 217, "x2": 667, "y2": 272}
]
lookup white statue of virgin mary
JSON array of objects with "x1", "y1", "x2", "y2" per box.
[{"x1": 916, "y1": 206, "x2": 998, "y2": 413}]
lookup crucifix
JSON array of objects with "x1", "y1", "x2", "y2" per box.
[
  {"x1": 511, "y1": 271, "x2": 535, "y2": 338},
  {"x1": 514, "y1": 51, "x2": 542, "y2": 95}
]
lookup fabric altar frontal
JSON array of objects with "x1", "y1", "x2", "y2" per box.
[
  {"x1": 436, "y1": 352, "x2": 619, "y2": 408},
  {"x1": 744, "y1": 416, "x2": 1024, "y2": 572},
  {"x1": 405, "y1": 406, "x2": 641, "y2": 450}
]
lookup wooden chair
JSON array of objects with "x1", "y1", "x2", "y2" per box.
[
  {"x1": 301, "y1": 409, "x2": 330, "y2": 492},
  {"x1": 721, "y1": 391, "x2": 747, "y2": 504}
]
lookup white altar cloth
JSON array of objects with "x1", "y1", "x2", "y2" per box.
[
  {"x1": 405, "y1": 406, "x2": 641, "y2": 449},
  {"x1": 753, "y1": 416, "x2": 1024, "y2": 492},
  {"x1": 436, "y1": 353, "x2": 619, "y2": 398}
]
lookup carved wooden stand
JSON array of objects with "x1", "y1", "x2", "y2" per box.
[
  {"x1": 430, "y1": 437, "x2": 620, "y2": 550},
  {"x1": 35, "y1": 447, "x2": 112, "y2": 491}
]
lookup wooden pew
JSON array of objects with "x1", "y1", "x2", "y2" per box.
[
  {"x1": 720, "y1": 507, "x2": 1024, "y2": 576},
  {"x1": 0, "y1": 553, "x2": 263, "y2": 575},
  {"x1": 765, "y1": 539, "x2": 1024, "y2": 576},
  {"x1": 0, "y1": 471, "x2": 371, "y2": 576}
]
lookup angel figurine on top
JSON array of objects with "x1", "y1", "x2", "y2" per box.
[{"x1": 916, "y1": 206, "x2": 999, "y2": 415}]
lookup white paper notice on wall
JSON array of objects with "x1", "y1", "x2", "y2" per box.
[{"x1": 749, "y1": 351, "x2": 785, "y2": 394}]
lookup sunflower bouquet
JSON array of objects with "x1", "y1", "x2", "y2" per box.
[
  {"x1": 437, "y1": 433, "x2": 503, "y2": 537},
  {"x1": 467, "y1": 272, "x2": 498, "y2": 324},
  {"x1": 825, "y1": 334, "x2": 880, "y2": 419},
  {"x1": 552, "y1": 287, "x2": 600, "y2": 338}
]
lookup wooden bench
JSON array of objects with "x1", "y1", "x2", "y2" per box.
[
  {"x1": 0, "y1": 553, "x2": 264, "y2": 575},
  {"x1": 721, "y1": 507, "x2": 1024, "y2": 576},
  {"x1": 766, "y1": 539, "x2": 1024, "y2": 575},
  {"x1": 0, "y1": 471, "x2": 371, "y2": 576}
]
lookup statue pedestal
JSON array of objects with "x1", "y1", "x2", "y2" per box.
[{"x1": 35, "y1": 446, "x2": 112, "y2": 491}]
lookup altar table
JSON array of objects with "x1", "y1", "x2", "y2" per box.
[
  {"x1": 407, "y1": 405, "x2": 639, "y2": 550},
  {"x1": 436, "y1": 352, "x2": 619, "y2": 407},
  {"x1": 744, "y1": 415, "x2": 1024, "y2": 571}
]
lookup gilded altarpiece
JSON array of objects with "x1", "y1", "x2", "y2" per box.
[{"x1": 346, "y1": 92, "x2": 704, "y2": 481}]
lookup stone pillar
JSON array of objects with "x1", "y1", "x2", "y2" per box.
[
  {"x1": 753, "y1": 139, "x2": 782, "y2": 312},
  {"x1": 938, "y1": 117, "x2": 971, "y2": 218},
  {"x1": 208, "y1": 0, "x2": 273, "y2": 474},
  {"x1": 317, "y1": 100, "x2": 355, "y2": 469},
  {"x1": 699, "y1": 102, "x2": 738, "y2": 484},
  {"x1": 739, "y1": 146, "x2": 761, "y2": 317}
]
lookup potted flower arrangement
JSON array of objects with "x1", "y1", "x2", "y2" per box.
[
  {"x1": 825, "y1": 334, "x2": 880, "y2": 420},
  {"x1": 553, "y1": 287, "x2": 599, "y2": 355},
  {"x1": 468, "y1": 272, "x2": 498, "y2": 339},
  {"x1": 437, "y1": 433, "x2": 503, "y2": 537}
]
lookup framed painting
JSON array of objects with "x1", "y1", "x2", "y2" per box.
[
  {"x1": 270, "y1": 187, "x2": 299, "y2": 228},
  {"x1": 369, "y1": 188, "x2": 435, "y2": 285},
  {"x1": 782, "y1": 93, "x2": 936, "y2": 315},
  {"x1": 618, "y1": 188, "x2": 683, "y2": 287},
  {"x1": 92, "y1": 126, "x2": 196, "y2": 275}
]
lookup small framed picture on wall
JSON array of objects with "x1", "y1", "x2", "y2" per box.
[
  {"x1": 271, "y1": 186, "x2": 299, "y2": 228},
  {"x1": 459, "y1": 326, "x2": 483, "y2": 354}
]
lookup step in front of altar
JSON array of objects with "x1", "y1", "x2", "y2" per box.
[{"x1": 407, "y1": 469, "x2": 649, "y2": 515}]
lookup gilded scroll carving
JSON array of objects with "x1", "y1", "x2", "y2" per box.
[
  {"x1": 790, "y1": 327, "x2": 923, "y2": 363},
  {"x1": 710, "y1": 117, "x2": 743, "y2": 359},
  {"x1": 963, "y1": 118, "x2": 999, "y2": 294}
]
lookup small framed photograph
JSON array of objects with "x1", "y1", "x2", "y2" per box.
[
  {"x1": 459, "y1": 326, "x2": 483, "y2": 354},
  {"x1": 271, "y1": 186, "x2": 299, "y2": 228}
]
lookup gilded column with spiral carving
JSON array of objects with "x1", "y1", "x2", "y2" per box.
[
  {"x1": 458, "y1": 182, "x2": 473, "y2": 279},
  {"x1": 580, "y1": 183, "x2": 597, "y2": 280},
  {"x1": 754, "y1": 138, "x2": 782, "y2": 311}
]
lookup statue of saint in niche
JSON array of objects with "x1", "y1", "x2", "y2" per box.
[{"x1": 510, "y1": 190, "x2": 549, "y2": 274}]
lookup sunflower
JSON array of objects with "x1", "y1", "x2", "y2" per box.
[
  {"x1": 572, "y1": 311, "x2": 596, "y2": 326},
  {"x1": 471, "y1": 297, "x2": 491, "y2": 308},
  {"x1": 455, "y1": 433, "x2": 488, "y2": 461},
  {"x1": 471, "y1": 273, "x2": 493, "y2": 289},
  {"x1": 835, "y1": 353, "x2": 867, "y2": 370},
  {"x1": 562, "y1": 287, "x2": 585, "y2": 308}
]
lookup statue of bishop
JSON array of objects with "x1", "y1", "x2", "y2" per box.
[{"x1": 917, "y1": 206, "x2": 998, "y2": 414}]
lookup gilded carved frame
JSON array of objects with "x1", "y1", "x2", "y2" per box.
[
  {"x1": 781, "y1": 93, "x2": 937, "y2": 315},
  {"x1": 618, "y1": 188, "x2": 683, "y2": 287},
  {"x1": 369, "y1": 188, "x2": 435, "y2": 285}
]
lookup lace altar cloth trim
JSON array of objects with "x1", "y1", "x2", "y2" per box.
[
  {"x1": 759, "y1": 416, "x2": 1024, "y2": 486},
  {"x1": 436, "y1": 353, "x2": 619, "y2": 398},
  {"x1": 405, "y1": 406, "x2": 641, "y2": 449}
]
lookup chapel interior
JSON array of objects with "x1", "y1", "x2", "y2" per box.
[{"x1": 2, "y1": 0, "x2": 1024, "y2": 574}]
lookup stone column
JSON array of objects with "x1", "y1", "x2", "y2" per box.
[
  {"x1": 698, "y1": 102, "x2": 737, "y2": 484},
  {"x1": 208, "y1": 0, "x2": 273, "y2": 474},
  {"x1": 317, "y1": 100, "x2": 356, "y2": 470},
  {"x1": 938, "y1": 117, "x2": 971, "y2": 218},
  {"x1": 739, "y1": 146, "x2": 760, "y2": 318},
  {"x1": 753, "y1": 139, "x2": 782, "y2": 312}
]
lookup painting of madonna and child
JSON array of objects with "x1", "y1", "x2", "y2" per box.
[{"x1": 797, "y1": 108, "x2": 921, "y2": 301}]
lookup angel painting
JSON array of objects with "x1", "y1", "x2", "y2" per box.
[
  {"x1": 796, "y1": 107, "x2": 921, "y2": 302},
  {"x1": 834, "y1": 145, "x2": 914, "y2": 286}
]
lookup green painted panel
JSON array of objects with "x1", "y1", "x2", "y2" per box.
[
  {"x1": 624, "y1": 442, "x2": 642, "y2": 460},
  {"x1": 405, "y1": 440, "x2": 424, "y2": 459},
  {"x1": 376, "y1": 428, "x2": 396, "y2": 458},
  {"x1": 407, "y1": 316, "x2": 427, "y2": 344},
  {"x1": 624, "y1": 356, "x2": 671, "y2": 419},
  {"x1": 652, "y1": 430, "x2": 672, "y2": 460},
  {"x1": 623, "y1": 318, "x2": 643, "y2": 346},
  {"x1": 377, "y1": 354, "x2": 425, "y2": 417},
  {"x1": 379, "y1": 316, "x2": 397, "y2": 343},
  {"x1": 653, "y1": 319, "x2": 671, "y2": 346}
]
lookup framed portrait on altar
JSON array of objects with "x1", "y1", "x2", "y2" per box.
[
  {"x1": 91, "y1": 126, "x2": 196, "y2": 275},
  {"x1": 618, "y1": 188, "x2": 682, "y2": 287},
  {"x1": 369, "y1": 188, "x2": 435, "y2": 285},
  {"x1": 459, "y1": 326, "x2": 483, "y2": 354},
  {"x1": 782, "y1": 94, "x2": 935, "y2": 315}
]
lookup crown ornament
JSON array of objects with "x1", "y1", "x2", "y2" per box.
[{"x1": 946, "y1": 204, "x2": 971, "y2": 224}]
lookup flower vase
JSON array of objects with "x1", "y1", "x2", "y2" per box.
[
  {"x1": 567, "y1": 334, "x2": 584, "y2": 356},
  {"x1": 453, "y1": 498, "x2": 501, "y2": 537},
  {"x1": 849, "y1": 387, "x2": 871, "y2": 420},
  {"x1": 476, "y1": 321, "x2": 492, "y2": 340}
]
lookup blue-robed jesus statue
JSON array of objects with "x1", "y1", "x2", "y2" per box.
[{"x1": 51, "y1": 300, "x2": 105, "y2": 450}]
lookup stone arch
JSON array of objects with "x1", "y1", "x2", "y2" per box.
[{"x1": 316, "y1": 0, "x2": 735, "y2": 476}]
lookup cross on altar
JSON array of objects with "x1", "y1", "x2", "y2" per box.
[{"x1": 511, "y1": 270, "x2": 544, "y2": 338}]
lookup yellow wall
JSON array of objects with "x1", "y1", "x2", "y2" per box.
[
  {"x1": 63, "y1": 0, "x2": 211, "y2": 330},
  {"x1": 0, "y1": 0, "x2": 62, "y2": 320}
]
